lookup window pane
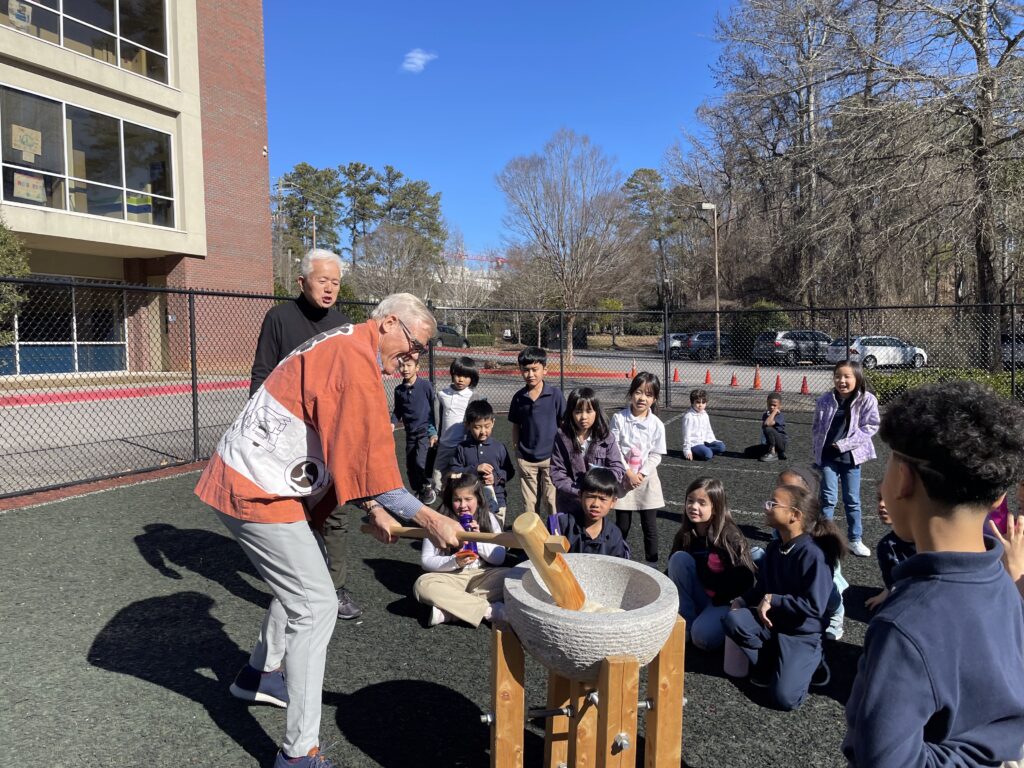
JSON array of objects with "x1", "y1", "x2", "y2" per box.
[
  {"x1": 75, "y1": 288, "x2": 124, "y2": 342},
  {"x1": 63, "y1": 0, "x2": 114, "y2": 31},
  {"x1": 1, "y1": 87, "x2": 64, "y2": 174},
  {"x1": 126, "y1": 192, "x2": 173, "y2": 227},
  {"x1": 2, "y1": 167, "x2": 66, "y2": 209},
  {"x1": 18, "y1": 285, "x2": 73, "y2": 342},
  {"x1": 0, "y1": 2, "x2": 60, "y2": 44},
  {"x1": 63, "y1": 18, "x2": 117, "y2": 64},
  {"x1": 120, "y1": 42, "x2": 168, "y2": 83},
  {"x1": 68, "y1": 180, "x2": 123, "y2": 218},
  {"x1": 66, "y1": 105, "x2": 122, "y2": 186},
  {"x1": 123, "y1": 122, "x2": 171, "y2": 196},
  {"x1": 119, "y1": 0, "x2": 165, "y2": 54}
]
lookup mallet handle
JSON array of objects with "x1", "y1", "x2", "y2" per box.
[
  {"x1": 511, "y1": 512, "x2": 587, "y2": 610},
  {"x1": 359, "y1": 523, "x2": 520, "y2": 550}
]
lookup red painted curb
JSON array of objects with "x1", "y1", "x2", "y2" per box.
[{"x1": 0, "y1": 379, "x2": 250, "y2": 407}]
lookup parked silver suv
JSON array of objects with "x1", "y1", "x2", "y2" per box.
[{"x1": 752, "y1": 330, "x2": 832, "y2": 366}]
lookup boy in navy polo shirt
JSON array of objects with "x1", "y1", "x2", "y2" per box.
[
  {"x1": 550, "y1": 468, "x2": 629, "y2": 557},
  {"x1": 508, "y1": 346, "x2": 566, "y2": 517},
  {"x1": 843, "y1": 381, "x2": 1024, "y2": 767},
  {"x1": 391, "y1": 356, "x2": 438, "y2": 505},
  {"x1": 451, "y1": 400, "x2": 515, "y2": 526}
]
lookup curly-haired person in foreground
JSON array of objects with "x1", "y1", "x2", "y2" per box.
[{"x1": 842, "y1": 381, "x2": 1024, "y2": 768}]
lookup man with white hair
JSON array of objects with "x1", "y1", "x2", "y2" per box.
[
  {"x1": 250, "y1": 249, "x2": 362, "y2": 621},
  {"x1": 198, "y1": 293, "x2": 462, "y2": 768}
]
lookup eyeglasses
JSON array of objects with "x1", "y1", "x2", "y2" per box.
[
  {"x1": 398, "y1": 318, "x2": 429, "y2": 357},
  {"x1": 763, "y1": 500, "x2": 795, "y2": 512}
]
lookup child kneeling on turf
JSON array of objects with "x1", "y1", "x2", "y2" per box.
[
  {"x1": 842, "y1": 381, "x2": 1024, "y2": 766},
  {"x1": 413, "y1": 472, "x2": 511, "y2": 628},
  {"x1": 668, "y1": 477, "x2": 756, "y2": 650},
  {"x1": 549, "y1": 468, "x2": 630, "y2": 558},
  {"x1": 723, "y1": 482, "x2": 845, "y2": 711}
]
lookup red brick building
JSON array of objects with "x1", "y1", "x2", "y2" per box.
[{"x1": 0, "y1": 0, "x2": 272, "y2": 375}]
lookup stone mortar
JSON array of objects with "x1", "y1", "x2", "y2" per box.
[{"x1": 503, "y1": 553, "x2": 680, "y2": 682}]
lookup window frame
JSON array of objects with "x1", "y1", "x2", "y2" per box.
[
  {"x1": 1, "y1": 0, "x2": 170, "y2": 85},
  {"x1": 0, "y1": 81, "x2": 177, "y2": 230}
]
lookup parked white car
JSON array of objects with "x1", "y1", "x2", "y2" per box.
[
  {"x1": 656, "y1": 333, "x2": 690, "y2": 358},
  {"x1": 826, "y1": 336, "x2": 927, "y2": 369}
]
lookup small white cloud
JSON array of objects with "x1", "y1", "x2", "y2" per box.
[{"x1": 401, "y1": 48, "x2": 438, "y2": 74}]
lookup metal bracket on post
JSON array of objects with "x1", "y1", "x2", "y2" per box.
[
  {"x1": 427, "y1": 299, "x2": 436, "y2": 390},
  {"x1": 188, "y1": 292, "x2": 200, "y2": 462},
  {"x1": 559, "y1": 310, "x2": 566, "y2": 393},
  {"x1": 662, "y1": 304, "x2": 671, "y2": 408}
]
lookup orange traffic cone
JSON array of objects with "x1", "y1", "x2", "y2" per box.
[
  {"x1": 774, "y1": 374, "x2": 783, "y2": 392},
  {"x1": 730, "y1": 372, "x2": 739, "y2": 387},
  {"x1": 672, "y1": 367, "x2": 680, "y2": 383},
  {"x1": 705, "y1": 369, "x2": 712, "y2": 385},
  {"x1": 800, "y1": 375, "x2": 810, "y2": 395},
  {"x1": 752, "y1": 364, "x2": 762, "y2": 390},
  {"x1": 630, "y1": 359, "x2": 637, "y2": 379}
]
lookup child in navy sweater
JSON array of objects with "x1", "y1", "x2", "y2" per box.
[
  {"x1": 391, "y1": 356, "x2": 437, "y2": 503},
  {"x1": 549, "y1": 468, "x2": 629, "y2": 558},
  {"x1": 864, "y1": 491, "x2": 916, "y2": 611},
  {"x1": 451, "y1": 400, "x2": 515, "y2": 526},
  {"x1": 843, "y1": 381, "x2": 1024, "y2": 767},
  {"x1": 723, "y1": 482, "x2": 845, "y2": 711}
]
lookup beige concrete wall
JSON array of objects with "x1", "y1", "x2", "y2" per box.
[{"x1": 0, "y1": 0, "x2": 207, "y2": 261}]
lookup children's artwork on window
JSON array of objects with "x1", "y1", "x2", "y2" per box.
[
  {"x1": 12, "y1": 171, "x2": 45, "y2": 203},
  {"x1": 9, "y1": 1, "x2": 32, "y2": 31},
  {"x1": 11, "y1": 123, "x2": 42, "y2": 163}
]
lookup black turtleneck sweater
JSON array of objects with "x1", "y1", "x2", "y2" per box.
[{"x1": 249, "y1": 294, "x2": 352, "y2": 394}]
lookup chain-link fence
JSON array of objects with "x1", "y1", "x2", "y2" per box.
[{"x1": 2, "y1": 275, "x2": 1022, "y2": 497}]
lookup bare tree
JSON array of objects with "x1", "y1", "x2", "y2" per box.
[
  {"x1": 351, "y1": 223, "x2": 439, "y2": 300},
  {"x1": 497, "y1": 129, "x2": 633, "y2": 361},
  {"x1": 431, "y1": 228, "x2": 495, "y2": 336}
]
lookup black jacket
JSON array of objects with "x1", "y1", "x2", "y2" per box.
[{"x1": 249, "y1": 295, "x2": 351, "y2": 395}]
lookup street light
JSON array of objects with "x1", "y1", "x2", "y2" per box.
[{"x1": 697, "y1": 202, "x2": 721, "y2": 359}]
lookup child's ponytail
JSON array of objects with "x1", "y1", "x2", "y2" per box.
[{"x1": 783, "y1": 483, "x2": 848, "y2": 569}]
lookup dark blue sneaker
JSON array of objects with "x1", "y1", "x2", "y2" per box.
[
  {"x1": 229, "y1": 664, "x2": 288, "y2": 708},
  {"x1": 273, "y1": 747, "x2": 337, "y2": 767}
]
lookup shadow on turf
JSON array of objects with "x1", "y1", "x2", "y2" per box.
[
  {"x1": 133, "y1": 523, "x2": 270, "y2": 608},
  {"x1": 87, "y1": 591, "x2": 277, "y2": 766},
  {"x1": 363, "y1": 557, "x2": 427, "y2": 621},
  {"x1": 325, "y1": 681, "x2": 544, "y2": 767}
]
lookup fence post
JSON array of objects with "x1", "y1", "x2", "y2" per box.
[
  {"x1": 188, "y1": 292, "x2": 200, "y2": 462},
  {"x1": 663, "y1": 304, "x2": 671, "y2": 408},
  {"x1": 559, "y1": 310, "x2": 565, "y2": 392},
  {"x1": 427, "y1": 299, "x2": 436, "y2": 390},
  {"x1": 1012, "y1": 289, "x2": 1017, "y2": 400},
  {"x1": 845, "y1": 308, "x2": 851, "y2": 361}
]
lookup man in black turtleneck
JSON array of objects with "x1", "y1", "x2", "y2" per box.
[
  {"x1": 249, "y1": 249, "x2": 362, "y2": 620},
  {"x1": 250, "y1": 251, "x2": 352, "y2": 395}
]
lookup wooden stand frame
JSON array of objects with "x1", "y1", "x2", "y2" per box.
[{"x1": 489, "y1": 617, "x2": 686, "y2": 768}]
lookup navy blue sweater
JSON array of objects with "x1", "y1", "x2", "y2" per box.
[
  {"x1": 553, "y1": 512, "x2": 629, "y2": 558},
  {"x1": 450, "y1": 436, "x2": 515, "y2": 507},
  {"x1": 876, "y1": 530, "x2": 916, "y2": 589},
  {"x1": 391, "y1": 377, "x2": 436, "y2": 436},
  {"x1": 843, "y1": 538, "x2": 1024, "y2": 767},
  {"x1": 741, "y1": 533, "x2": 832, "y2": 636}
]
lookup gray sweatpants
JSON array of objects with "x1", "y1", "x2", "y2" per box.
[{"x1": 217, "y1": 512, "x2": 338, "y2": 757}]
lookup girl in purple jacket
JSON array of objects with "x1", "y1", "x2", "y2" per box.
[
  {"x1": 811, "y1": 361, "x2": 880, "y2": 557},
  {"x1": 550, "y1": 388, "x2": 626, "y2": 517}
]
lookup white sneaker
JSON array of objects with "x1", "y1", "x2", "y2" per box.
[
  {"x1": 849, "y1": 540, "x2": 871, "y2": 557},
  {"x1": 486, "y1": 601, "x2": 506, "y2": 624},
  {"x1": 825, "y1": 614, "x2": 845, "y2": 641},
  {"x1": 428, "y1": 606, "x2": 451, "y2": 627}
]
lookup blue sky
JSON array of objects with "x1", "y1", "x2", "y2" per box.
[{"x1": 263, "y1": 2, "x2": 725, "y2": 257}]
